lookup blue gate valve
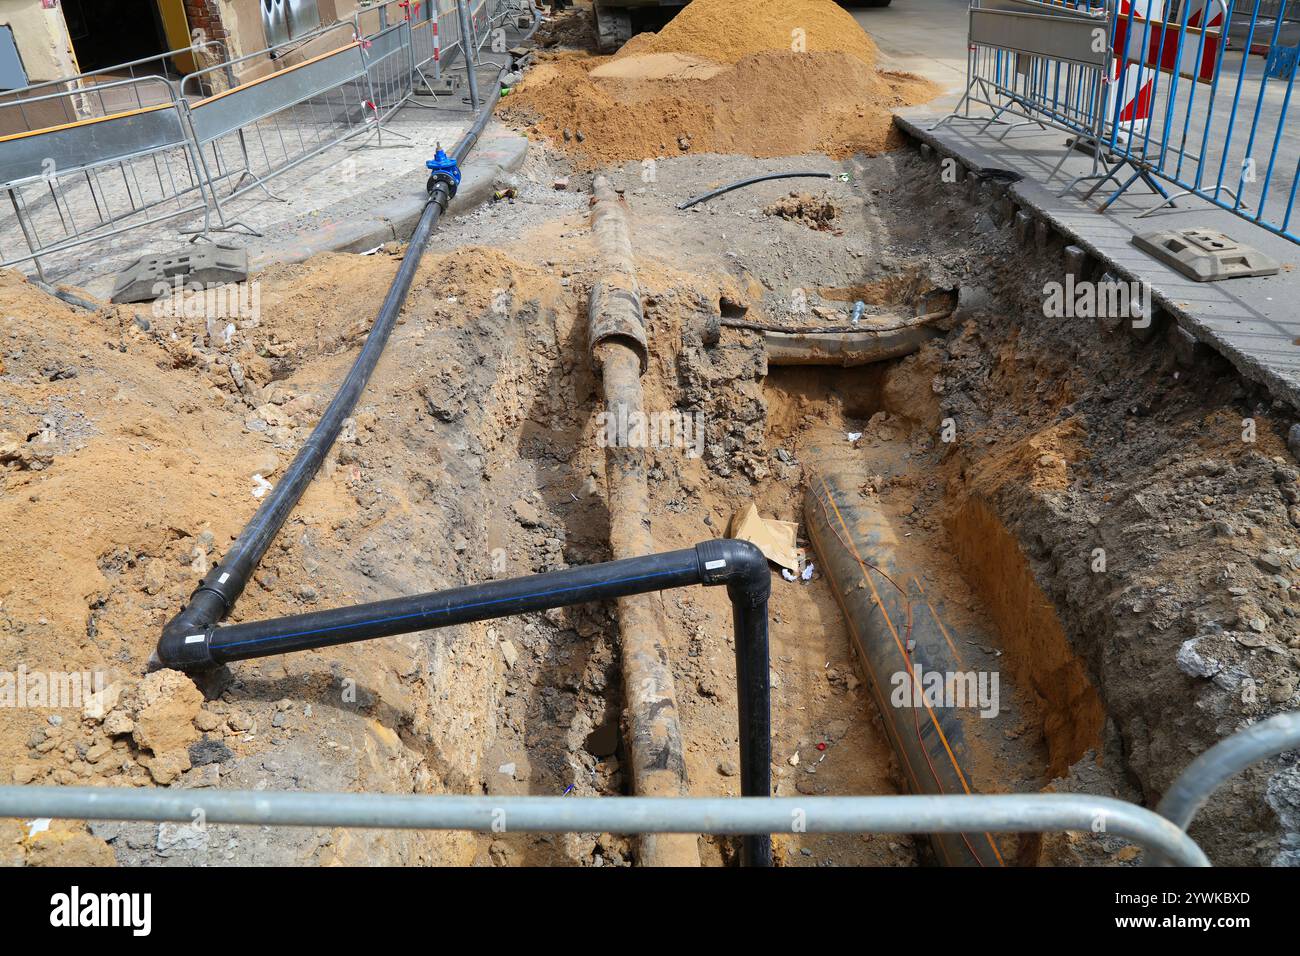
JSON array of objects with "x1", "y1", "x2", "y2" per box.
[{"x1": 426, "y1": 146, "x2": 461, "y2": 200}]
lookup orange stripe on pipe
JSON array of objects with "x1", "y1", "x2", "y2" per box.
[{"x1": 813, "y1": 474, "x2": 1004, "y2": 866}]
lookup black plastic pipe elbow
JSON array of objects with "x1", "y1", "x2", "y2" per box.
[{"x1": 152, "y1": 539, "x2": 773, "y2": 865}]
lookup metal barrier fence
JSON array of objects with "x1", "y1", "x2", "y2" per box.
[
  {"x1": 0, "y1": 0, "x2": 513, "y2": 278},
  {"x1": 0, "y1": 789, "x2": 1213, "y2": 866},
  {"x1": 939, "y1": 0, "x2": 1299, "y2": 244},
  {"x1": 0, "y1": 43, "x2": 232, "y2": 279},
  {"x1": 8, "y1": 710, "x2": 1300, "y2": 866},
  {"x1": 5, "y1": 709, "x2": 1298, "y2": 866},
  {"x1": 181, "y1": 22, "x2": 374, "y2": 237}
]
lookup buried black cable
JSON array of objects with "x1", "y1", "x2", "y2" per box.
[
  {"x1": 677, "y1": 171, "x2": 835, "y2": 210},
  {"x1": 155, "y1": 11, "x2": 542, "y2": 671},
  {"x1": 160, "y1": 538, "x2": 774, "y2": 866}
]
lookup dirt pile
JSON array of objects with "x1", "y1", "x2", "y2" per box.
[
  {"x1": 501, "y1": 50, "x2": 936, "y2": 168},
  {"x1": 615, "y1": 0, "x2": 879, "y2": 65},
  {"x1": 764, "y1": 192, "x2": 841, "y2": 232},
  {"x1": 499, "y1": 0, "x2": 932, "y2": 167},
  {"x1": 535, "y1": 4, "x2": 598, "y2": 50}
]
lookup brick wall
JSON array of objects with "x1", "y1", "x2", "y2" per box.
[{"x1": 183, "y1": 0, "x2": 229, "y2": 47}]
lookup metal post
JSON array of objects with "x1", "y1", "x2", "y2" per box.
[{"x1": 456, "y1": 0, "x2": 481, "y2": 109}]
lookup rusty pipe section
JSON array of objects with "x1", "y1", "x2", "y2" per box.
[
  {"x1": 804, "y1": 467, "x2": 1005, "y2": 867},
  {"x1": 764, "y1": 319, "x2": 942, "y2": 367},
  {"x1": 588, "y1": 176, "x2": 699, "y2": 867}
]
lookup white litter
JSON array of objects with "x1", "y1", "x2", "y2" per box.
[
  {"x1": 801, "y1": 563, "x2": 815, "y2": 581},
  {"x1": 781, "y1": 569, "x2": 798, "y2": 582},
  {"x1": 27, "y1": 818, "x2": 51, "y2": 837},
  {"x1": 846, "y1": 432, "x2": 862, "y2": 442},
  {"x1": 251, "y1": 474, "x2": 274, "y2": 499}
]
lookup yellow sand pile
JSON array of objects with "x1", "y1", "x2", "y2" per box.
[
  {"x1": 614, "y1": 0, "x2": 879, "y2": 66},
  {"x1": 499, "y1": 0, "x2": 935, "y2": 168}
]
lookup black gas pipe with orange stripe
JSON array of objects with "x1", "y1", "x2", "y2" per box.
[{"x1": 805, "y1": 469, "x2": 1005, "y2": 867}]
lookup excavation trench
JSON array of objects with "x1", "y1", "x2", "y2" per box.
[{"x1": 9, "y1": 140, "x2": 1300, "y2": 867}]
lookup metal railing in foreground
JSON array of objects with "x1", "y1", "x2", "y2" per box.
[
  {"x1": 0, "y1": 789, "x2": 1212, "y2": 867},
  {"x1": 0, "y1": 76, "x2": 212, "y2": 281},
  {"x1": 5, "y1": 703, "x2": 1292, "y2": 867},
  {"x1": 180, "y1": 21, "x2": 374, "y2": 237}
]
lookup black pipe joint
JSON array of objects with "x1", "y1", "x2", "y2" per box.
[
  {"x1": 426, "y1": 174, "x2": 457, "y2": 209},
  {"x1": 695, "y1": 538, "x2": 771, "y2": 607}
]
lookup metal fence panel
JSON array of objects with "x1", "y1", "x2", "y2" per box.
[
  {"x1": 0, "y1": 1, "x2": 509, "y2": 275},
  {"x1": 187, "y1": 43, "x2": 368, "y2": 144},
  {"x1": 940, "y1": 0, "x2": 1298, "y2": 244},
  {"x1": 0, "y1": 101, "x2": 187, "y2": 187}
]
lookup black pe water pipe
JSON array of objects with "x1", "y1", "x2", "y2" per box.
[
  {"x1": 157, "y1": 538, "x2": 774, "y2": 866},
  {"x1": 156, "y1": 174, "x2": 456, "y2": 666},
  {"x1": 155, "y1": 10, "x2": 541, "y2": 670}
]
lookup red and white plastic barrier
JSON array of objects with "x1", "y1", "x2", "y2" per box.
[{"x1": 1107, "y1": 0, "x2": 1226, "y2": 138}]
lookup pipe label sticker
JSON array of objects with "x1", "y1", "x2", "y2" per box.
[
  {"x1": 185, "y1": 634, "x2": 206, "y2": 644},
  {"x1": 704, "y1": 559, "x2": 727, "y2": 570}
]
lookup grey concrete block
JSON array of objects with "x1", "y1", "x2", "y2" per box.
[
  {"x1": 1015, "y1": 210, "x2": 1034, "y2": 245},
  {"x1": 994, "y1": 195, "x2": 1015, "y2": 226},
  {"x1": 1034, "y1": 219, "x2": 1052, "y2": 250},
  {"x1": 1132, "y1": 228, "x2": 1281, "y2": 282},
  {"x1": 1096, "y1": 271, "x2": 1125, "y2": 333},
  {"x1": 1129, "y1": 308, "x2": 1167, "y2": 343},
  {"x1": 111, "y1": 245, "x2": 248, "y2": 304},
  {"x1": 1064, "y1": 244, "x2": 1091, "y2": 280},
  {"x1": 1168, "y1": 321, "x2": 1212, "y2": 368}
]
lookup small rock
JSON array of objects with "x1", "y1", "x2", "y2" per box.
[
  {"x1": 188, "y1": 736, "x2": 233, "y2": 767},
  {"x1": 1257, "y1": 553, "x2": 1284, "y2": 573},
  {"x1": 133, "y1": 669, "x2": 203, "y2": 754},
  {"x1": 512, "y1": 498, "x2": 541, "y2": 527},
  {"x1": 181, "y1": 763, "x2": 221, "y2": 788},
  {"x1": 102, "y1": 711, "x2": 134, "y2": 736},
  {"x1": 157, "y1": 821, "x2": 208, "y2": 855},
  {"x1": 500, "y1": 639, "x2": 519, "y2": 670},
  {"x1": 142, "y1": 559, "x2": 168, "y2": 595},
  {"x1": 145, "y1": 750, "x2": 191, "y2": 785}
]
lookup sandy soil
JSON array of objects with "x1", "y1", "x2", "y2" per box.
[{"x1": 3, "y1": 0, "x2": 1298, "y2": 870}]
